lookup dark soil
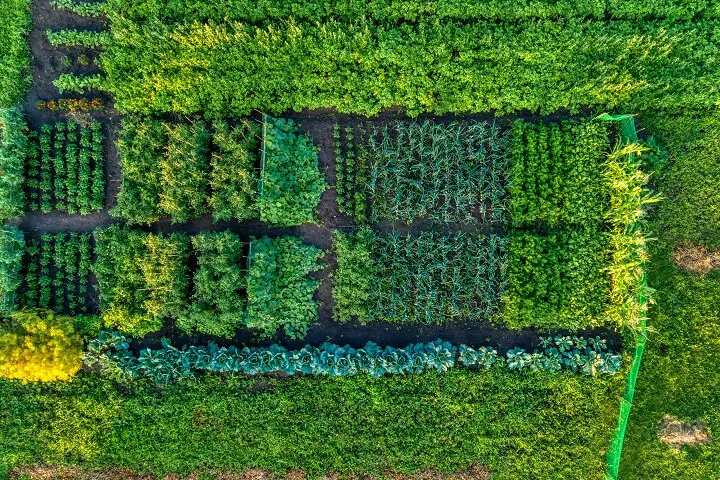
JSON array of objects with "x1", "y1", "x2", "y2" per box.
[{"x1": 16, "y1": 0, "x2": 623, "y2": 352}]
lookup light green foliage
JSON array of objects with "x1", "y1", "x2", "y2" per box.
[
  {"x1": 332, "y1": 228, "x2": 376, "y2": 322},
  {"x1": 177, "y1": 232, "x2": 246, "y2": 338},
  {"x1": 21, "y1": 233, "x2": 94, "y2": 315},
  {"x1": 367, "y1": 120, "x2": 509, "y2": 224},
  {"x1": 509, "y1": 120, "x2": 610, "y2": 229},
  {"x1": 26, "y1": 121, "x2": 105, "y2": 215},
  {"x1": 210, "y1": 120, "x2": 260, "y2": 222},
  {"x1": 0, "y1": 368, "x2": 624, "y2": 479},
  {"x1": 159, "y1": 121, "x2": 211, "y2": 223},
  {"x1": 53, "y1": 73, "x2": 104, "y2": 94},
  {"x1": 502, "y1": 229, "x2": 610, "y2": 330},
  {"x1": 94, "y1": 225, "x2": 190, "y2": 336},
  {"x1": 246, "y1": 236, "x2": 324, "y2": 338},
  {"x1": 0, "y1": 0, "x2": 31, "y2": 108},
  {"x1": 101, "y1": 19, "x2": 719, "y2": 116},
  {"x1": 333, "y1": 229, "x2": 507, "y2": 324},
  {"x1": 0, "y1": 108, "x2": 26, "y2": 221},
  {"x1": 51, "y1": 0, "x2": 108, "y2": 16},
  {"x1": 45, "y1": 29, "x2": 111, "y2": 48},
  {"x1": 112, "y1": 116, "x2": 165, "y2": 224},
  {"x1": 0, "y1": 227, "x2": 24, "y2": 312},
  {"x1": 258, "y1": 118, "x2": 325, "y2": 226}
]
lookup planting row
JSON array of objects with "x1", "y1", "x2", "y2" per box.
[
  {"x1": 114, "y1": 116, "x2": 325, "y2": 226},
  {"x1": 85, "y1": 330, "x2": 622, "y2": 384}
]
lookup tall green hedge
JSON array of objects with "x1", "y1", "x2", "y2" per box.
[
  {"x1": 0, "y1": 0, "x2": 31, "y2": 108},
  {"x1": 0, "y1": 109, "x2": 26, "y2": 221}
]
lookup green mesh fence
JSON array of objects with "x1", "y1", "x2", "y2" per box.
[{"x1": 598, "y1": 113, "x2": 649, "y2": 480}]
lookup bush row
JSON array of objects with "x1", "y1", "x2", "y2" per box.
[
  {"x1": 103, "y1": 0, "x2": 720, "y2": 24},
  {"x1": 51, "y1": 0, "x2": 107, "y2": 16},
  {"x1": 94, "y1": 226, "x2": 324, "y2": 338},
  {"x1": 333, "y1": 228, "x2": 507, "y2": 324},
  {"x1": 46, "y1": 29, "x2": 111, "y2": 48},
  {"x1": 114, "y1": 116, "x2": 324, "y2": 226},
  {"x1": 85, "y1": 330, "x2": 622, "y2": 384},
  {"x1": 27, "y1": 121, "x2": 105, "y2": 214},
  {"x1": 101, "y1": 19, "x2": 720, "y2": 116},
  {"x1": 0, "y1": 226, "x2": 24, "y2": 312}
]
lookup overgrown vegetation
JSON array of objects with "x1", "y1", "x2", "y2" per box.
[
  {"x1": 0, "y1": 309, "x2": 82, "y2": 383},
  {"x1": 0, "y1": 368, "x2": 625, "y2": 479},
  {"x1": 333, "y1": 229, "x2": 506, "y2": 324},
  {"x1": 20, "y1": 233, "x2": 94, "y2": 315},
  {"x1": 26, "y1": 121, "x2": 105, "y2": 214},
  {"x1": 246, "y1": 236, "x2": 324, "y2": 339},
  {"x1": 101, "y1": 19, "x2": 720, "y2": 116}
]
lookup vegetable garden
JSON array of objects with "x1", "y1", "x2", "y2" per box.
[{"x1": 1, "y1": 0, "x2": 718, "y2": 479}]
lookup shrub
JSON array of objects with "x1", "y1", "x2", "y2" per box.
[
  {"x1": 0, "y1": 310, "x2": 82, "y2": 383},
  {"x1": 258, "y1": 118, "x2": 325, "y2": 226},
  {"x1": 246, "y1": 236, "x2": 324, "y2": 338},
  {"x1": 0, "y1": 108, "x2": 26, "y2": 221},
  {"x1": 177, "y1": 232, "x2": 246, "y2": 338}
]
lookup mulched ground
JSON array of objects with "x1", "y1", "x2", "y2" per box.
[{"x1": 15, "y1": 0, "x2": 622, "y2": 352}]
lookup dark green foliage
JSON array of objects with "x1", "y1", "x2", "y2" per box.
[
  {"x1": 0, "y1": 368, "x2": 624, "y2": 479},
  {"x1": 333, "y1": 229, "x2": 507, "y2": 324},
  {"x1": 20, "y1": 233, "x2": 94, "y2": 315},
  {"x1": 0, "y1": 226, "x2": 24, "y2": 311},
  {"x1": 0, "y1": 0, "x2": 31, "y2": 108},
  {"x1": 502, "y1": 230, "x2": 610, "y2": 330},
  {"x1": 25, "y1": 121, "x2": 105, "y2": 215},
  {"x1": 334, "y1": 124, "x2": 369, "y2": 222},
  {"x1": 210, "y1": 120, "x2": 260, "y2": 221},
  {"x1": 246, "y1": 236, "x2": 324, "y2": 339},
  {"x1": 159, "y1": 121, "x2": 211, "y2": 223},
  {"x1": 177, "y1": 232, "x2": 246, "y2": 338},
  {"x1": 509, "y1": 120, "x2": 610, "y2": 229},
  {"x1": 102, "y1": 19, "x2": 720, "y2": 117},
  {"x1": 0, "y1": 108, "x2": 26, "y2": 221},
  {"x1": 258, "y1": 118, "x2": 325, "y2": 226},
  {"x1": 51, "y1": 0, "x2": 107, "y2": 16},
  {"x1": 112, "y1": 116, "x2": 165, "y2": 224},
  {"x1": 94, "y1": 225, "x2": 190, "y2": 336}
]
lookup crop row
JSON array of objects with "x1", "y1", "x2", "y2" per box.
[
  {"x1": 115, "y1": 116, "x2": 325, "y2": 226},
  {"x1": 94, "y1": 226, "x2": 324, "y2": 338},
  {"x1": 26, "y1": 121, "x2": 105, "y2": 214},
  {"x1": 98, "y1": 19, "x2": 720, "y2": 116},
  {"x1": 20, "y1": 233, "x2": 94, "y2": 315},
  {"x1": 86, "y1": 330, "x2": 622, "y2": 384}
]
